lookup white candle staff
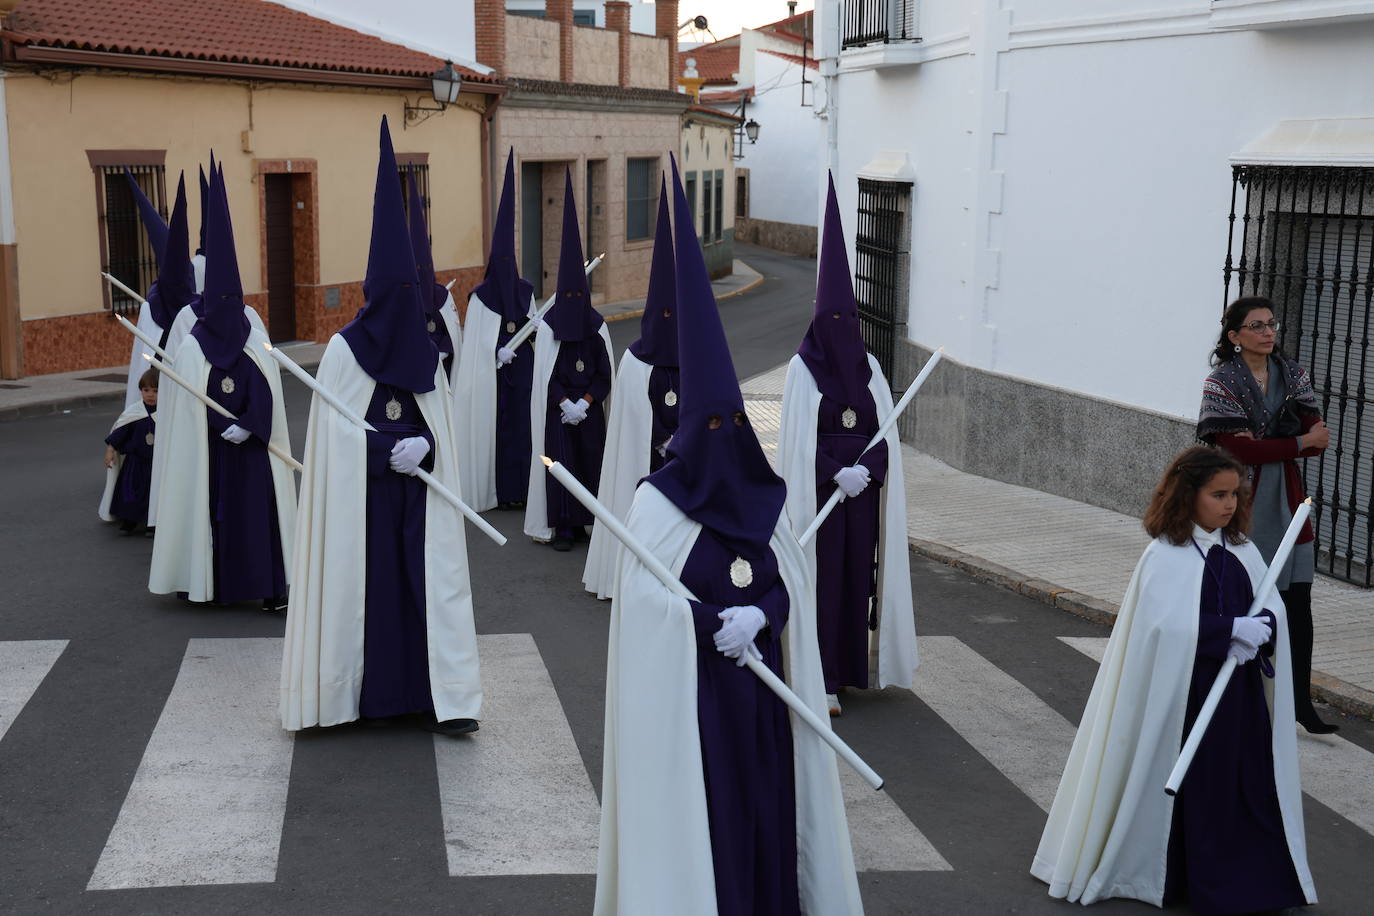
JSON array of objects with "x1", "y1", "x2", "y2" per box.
[
  {"x1": 445, "y1": 279, "x2": 456, "y2": 291},
  {"x1": 114, "y1": 312, "x2": 173, "y2": 363},
  {"x1": 263, "y1": 343, "x2": 507, "y2": 547},
  {"x1": 496, "y1": 254, "x2": 604, "y2": 368},
  {"x1": 798, "y1": 348, "x2": 944, "y2": 547},
  {"x1": 1164, "y1": 497, "x2": 1313, "y2": 796},
  {"x1": 101, "y1": 271, "x2": 147, "y2": 307},
  {"x1": 540, "y1": 455, "x2": 885, "y2": 791},
  {"x1": 142, "y1": 354, "x2": 304, "y2": 473}
]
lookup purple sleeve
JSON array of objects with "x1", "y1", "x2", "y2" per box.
[
  {"x1": 105, "y1": 423, "x2": 136, "y2": 452},
  {"x1": 585, "y1": 341, "x2": 613, "y2": 403},
  {"x1": 1196, "y1": 615, "x2": 1235, "y2": 661},
  {"x1": 364, "y1": 429, "x2": 436, "y2": 477},
  {"x1": 687, "y1": 579, "x2": 789, "y2": 648},
  {"x1": 857, "y1": 439, "x2": 889, "y2": 486}
]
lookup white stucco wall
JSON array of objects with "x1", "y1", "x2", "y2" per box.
[
  {"x1": 736, "y1": 51, "x2": 825, "y2": 228},
  {"x1": 267, "y1": 0, "x2": 478, "y2": 68},
  {"x1": 828, "y1": 0, "x2": 1374, "y2": 420}
]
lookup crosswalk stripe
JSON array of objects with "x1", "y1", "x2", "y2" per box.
[
  {"x1": 840, "y1": 768, "x2": 952, "y2": 871},
  {"x1": 1059, "y1": 635, "x2": 1374, "y2": 839},
  {"x1": 913, "y1": 636, "x2": 1076, "y2": 812},
  {"x1": 87, "y1": 638, "x2": 293, "y2": 890},
  {"x1": 434, "y1": 633, "x2": 601, "y2": 876},
  {"x1": 0, "y1": 640, "x2": 68, "y2": 743}
]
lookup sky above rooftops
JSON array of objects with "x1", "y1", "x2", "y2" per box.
[{"x1": 678, "y1": 0, "x2": 813, "y2": 47}]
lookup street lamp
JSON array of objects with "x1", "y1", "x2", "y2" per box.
[
  {"x1": 404, "y1": 60, "x2": 464, "y2": 127},
  {"x1": 744, "y1": 118, "x2": 760, "y2": 143}
]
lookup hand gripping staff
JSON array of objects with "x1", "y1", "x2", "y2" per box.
[
  {"x1": 263, "y1": 343, "x2": 507, "y2": 547},
  {"x1": 540, "y1": 455, "x2": 885, "y2": 790},
  {"x1": 141, "y1": 353, "x2": 304, "y2": 473},
  {"x1": 797, "y1": 348, "x2": 944, "y2": 547},
  {"x1": 496, "y1": 254, "x2": 604, "y2": 368},
  {"x1": 1164, "y1": 498, "x2": 1313, "y2": 796}
]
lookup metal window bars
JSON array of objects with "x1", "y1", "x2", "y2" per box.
[
  {"x1": 397, "y1": 163, "x2": 433, "y2": 247},
  {"x1": 99, "y1": 164, "x2": 165, "y2": 317},
  {"x1": 842, "y1": 0, "x2": 919, "y2": 49},
  {"x1": 855, "y1": 178, "x2": 912, "y2": 384},
  {"x1": 1223, "y1": 164, "x2": 1374, "y2": 586}
]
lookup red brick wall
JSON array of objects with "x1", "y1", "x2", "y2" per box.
[
  {"x1": 656, "y1": 0, "x2": 679, "y2": 91},
  {"x1": 604, "y1": 0, "x2": 631, "y2": 88},
  {"x1": 474, "y1": 0, "x2": 506, "y2": 74},
  {"x1": 546, "y1": 0, "x2": 574, "y2": 82}
]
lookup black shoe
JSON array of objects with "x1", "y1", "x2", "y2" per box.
[
  {"x1": 118, "y1": 521, "x2": 137, "y2": 537},
  {"x1": 422, "y1": 717, "x2": 479, "y2": 737},
  {"x1": 143, "y1": 526, "x2": 156, "y2": 538},
  {"x1": 1299, "y1": 715, "x2": 1340, "y2": 735},
  {"x1": 551, "y1": 536, "x2": 573, "y2": 552},
  {"x1": 261, "y1": 595, "x2": 288, "y2": 614}
]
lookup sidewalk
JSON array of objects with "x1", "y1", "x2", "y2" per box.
[
  {"x1": 0, "y1": 260, "x2": 762, "y2": 422},
  {"x1": 740, "y1": 364, "x2": 1374, "y2": 722}
]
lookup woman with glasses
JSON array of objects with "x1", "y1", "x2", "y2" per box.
[{"x1": 1197, "y1": 296, "x2": 1338, "y2": 733}]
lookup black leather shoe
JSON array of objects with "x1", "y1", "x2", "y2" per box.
[
  {"x1": 423, "y1": 717, "x2": 479, "y2": 737},
  {"x1": 1299, "y1": 715, "x2": 1340, "y2": 735},
  {"x1": 261, "y1": 595, "x2": 288, "y2": 614},
  {"x1": 551, "y1": 536, "x2": 573, "y2": 552}
]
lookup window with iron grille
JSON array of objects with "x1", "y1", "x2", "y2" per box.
[
  {"x1": 626, "y1": 157, "x2": 658, "y2": 241},
  {"x1": 397, "y1": 159, "x2": 432, "y2": 247},
  {"x1": 685, "y1": 172, "x2": 699, "y2": 230},
  {"x1": 701, "y1": 170, "x2": 715, "y2": 243},
  {"x1": 842, "y1": 0, "x2": 919, "y2": 49},
  {"x1": 1223, "y1": 165, "x2": 1374, "y2": 586},
  {"x1": 712, "y1": 168, "x2": 724, "y2": 242},
  {"x1": 93, "y1": 163, "x2": 166, "y2": 317},
  {"x1": 855, "y1": 178, "x2": 912, "y2": 383}
]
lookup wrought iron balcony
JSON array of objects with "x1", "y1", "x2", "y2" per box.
[{"x1": 842, "y1": 0, "x2": 918, "y2": 49}]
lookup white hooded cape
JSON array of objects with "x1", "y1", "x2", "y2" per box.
[
  {"x1": 279, "y1": 336, "x2": 482, "y2": 730},
  {"x1": 594, "y1": 483, "x2": 863, "y2": 916},
  {"x1": 98, "y1": 402, "x2": 156, "y2": 522},
  {"x1": 1030, "y1": 536, "x2": 1316, "y2": 907},
  {"x1": 438, "y1": 289, "x2": 462, "y2": 385},
  {"x1": 777, "y1": 353, "x2": 918, "y2": 690},
  {"x1": 147, "y1": 328, "x2": 297, "y2": 602},
  {"x1": 453, "y1": 291, "x2": 537, "y2": 512},
  {"x1": 148, "y1": 304, "x2": 268, "y2": 526},
  {"x1": 581, "y1": 350, "x2": 655, "y2": 599},
  {"x1": 522, "y1": 321, "x2": 615, "y2": 541}
]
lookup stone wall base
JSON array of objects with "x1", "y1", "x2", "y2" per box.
[{"x1": 735, "y1": 217, "x2": 817, "y2": 258}]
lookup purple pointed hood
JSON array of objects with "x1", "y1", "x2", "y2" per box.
[
  {"x1": 542, "y1": 169, "x2": 603, "y2": 342},
  {"x1": 190, "y1": 162, "x2": 251, "y2": 369},
  {"x1": 472, "y1": 150, "x2": 534, "y2": 323},
  {"x1": 124, "y1": 169, "x2": 168, "y2": 269},
  {"x1": 339, "y1": 116, "x2": 439, "y2": 393},
  {"x1": 627, "y1": 175, "x2": 678, "y2": 368},
  {"x1": 798, "y1": 173, "x2": 872, "y2": 404},
  {"x1": 644, "y1": 155, "x2": 785, "y2": 557},
  {"x1": 148, "y1": 173, "x2": 198, "y2": 328},
  {"x1": 405, "y1": 172, "x2": 452, "y2": 358},
  {"x1": 196, "y1": 163, "x2": 209, "y2": 255}
]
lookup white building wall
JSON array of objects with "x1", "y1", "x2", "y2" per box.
[
  {"x1": 830, "y1": 0, "x2": 1374, "y2": 421},
  {"x1": 737, "y1": 52, "x2": 826, "y2": 228},
  {"x1": 267, "y1": 0, "x2": 478, "y2": 67}
]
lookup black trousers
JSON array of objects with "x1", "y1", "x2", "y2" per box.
[{"x1": 1279, "y1": 582, "x2": 1318, "y2": 721}]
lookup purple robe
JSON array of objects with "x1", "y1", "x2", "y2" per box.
[
  {"x1": 1164, "y1": 542, "x2": 1306, "y2": 914},
  {"x1": 496, "y1": 321, "x2": 535, "y2": 504},
  {"x1": 646, "y1": 366, "x2": 680, "y2": 474},
  {"x1": 543, "y1": 337, "x2": 612, "y2": 529},
  {"x1": 358, "y1": 384, "x2": 436, "y2": 719},
  {"x1": 682, "y1": 530, "x2": 800, "y2": 916},
  {"x1": 205, "y1": 354, "x2": 286, "y2": 603},
  {"x1": 813, "y1": 393, "x2": 888, "y2": 692},
  {"x1": 105, "y1": 405, "x2": 156, "y2": 524}
]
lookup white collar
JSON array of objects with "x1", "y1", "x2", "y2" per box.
[{"x1": 1192, "y1": 523, "x2": 1224, "y2": 550}]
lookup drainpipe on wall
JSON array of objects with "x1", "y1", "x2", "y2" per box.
[
  {"x1": 0, "y1": 2, "x2": 23, "y2": 377},
  {"x1": 817, "y1": 0, "x2": 840, "y2": 219}
]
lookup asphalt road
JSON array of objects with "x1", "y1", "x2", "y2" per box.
[{"x1": 1, "y1": 243, "x2": 1371, "y2": 914}]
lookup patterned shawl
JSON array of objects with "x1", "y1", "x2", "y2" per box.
[{"x1": 1198, "y1": 355, "x2": 1321, "y2": 442}]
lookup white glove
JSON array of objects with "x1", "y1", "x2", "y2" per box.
[
  {"x1": 656, "y1": 438, "x2": 670, "y2": 458},
  {"x1": 714, "y1": 605, "x2": 767, "y2": 666},
  {"x1": 1231, "y1": 616, "x2": 1272, "y2": 651},
  {"x1": 833, "y1": 465, "x2": 871, "y2": 498},
  {"x1": 571, "y1": 399, "x2": 590, "y2": 422},
  {"x1": 529, "y1": 313, "x2": 542, "y2": 327},
  {"x1": 1227, "y1": 639, "x2": 1259, "y2": 665},
  {"x1": 388, "y1": 436, "x2": 431, "y2": 476},
  {"x1": 497, "y1": 346, "x2": 516, "y2": 366},
  {"x1": 559, "y1": 399, "x2": 580, "y2": 425},
  {"x1": 220, "y1": 424, "x2": 251, "y2": 445}
]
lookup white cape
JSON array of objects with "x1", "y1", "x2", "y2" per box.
[
  {"x1": 147, "y1": 329, "x2": 297, "y2": 601},
  {"x1": 777, "y1": 354, "x2": 918, "y2": 690},
  {"x1": 1031, "y1": 537, "x2": 1316, "y2": 907},
  {"x1": 438, "y1": 290, "x2": 462, "y2": 387},
  {"x1": 453, "y1": 292, "x2": 536, "y2": 512},
  {"x1": 148, "y1": 304, "x2": 268, "y2": 526},
  {"x1": 594, "y1": 483, "x2": 862, "y2": 916},
  {"x1": 279, "y1": 336, "x2": 482, "y2": 729},
  {"x1": 581, "y1": 350, "x2": 654, "y2": 599},
  {"x1": 122, "y1": 300, "x2": 166, "y2": 410},
  {"x1": 98, "y1": 402, "x2": 156, "y2": 522},
  {"x1": 523, "y1": 322, "x2": 615, "y2": 541}
]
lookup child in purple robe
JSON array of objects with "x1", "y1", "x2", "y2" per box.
[{"x1": 103, "y1": 368, "x2": 159, "y2": 535}]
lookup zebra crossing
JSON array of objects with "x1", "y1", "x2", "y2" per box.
[{"x1": 1, "y1": 633, "x2": 1370, "y2": 894}]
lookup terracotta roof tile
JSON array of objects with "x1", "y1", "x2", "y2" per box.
[
  {"x1": 686, "y1": 102, "x2": 741, "y2": 122},
  {"x1": 700, "y1": 87, "x2": 751, "y2": 104},
  {"x1": 4, "y1": 0, "x2": 493, "y2": 81},
  {"x1": 759, "y1": 48, "x2": 818, "y2": 71},
  {"x1": 682, "y1": 42, "x2": 738, "y2": 84}
]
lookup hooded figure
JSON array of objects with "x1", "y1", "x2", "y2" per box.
[
  {"x1": 148, "y1": 161, "x2": 295, "y2": 611},
  {"x1": 190, "y1": 163, "x2": 209, "y2": 293},
  {"x1": 454, "y1": 150, "x2": 539, "y2": 511},
  {"x1": 594, "y1": 157, "x2": 861, "y2": 916},
  {"x1": 406, "y1": 172, "x2": 462, "y2": 384},
  {"x1": 522, "y1": 170, "x2": 615, "y2": 550},
  {"x1": 119, "y1": 170, "x2": 170, "y2": 410},
  {"x1": 582, "y1": 178, "x2": 679, "y2": 599},
  {"x1": 281, "y1": 116, "x2": 481, "y2": 737},
  {"x1": 776, "y1": 174, "x2": 917, "y2": 714},
  {"x1": 149, "y1": 160, "x2": 266, "y2": 528}
]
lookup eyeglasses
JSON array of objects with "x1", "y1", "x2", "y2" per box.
[{"x1": 1240, "y1": 319, "x2": 1280, "y2": 334}]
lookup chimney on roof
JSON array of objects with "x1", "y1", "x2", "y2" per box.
[
  {"x1": 547, "y1": 0, "x2": 574, "y2": 83},
  {"x1": 474, "y1": 0, "x2": 507, "y2": 75},
  {"x1": 656, "y1": 0, "x2": 679, "y2": 93},
  {"x1": 605, "y1": 1, "x2": 631, "y2": 89},
  {"x1": 787, "y1": 0, "x2": 797, "y2": 16}
]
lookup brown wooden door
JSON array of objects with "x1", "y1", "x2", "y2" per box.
[{"x1": 264, "y1": 174, "x2": 296, "y2": 342}]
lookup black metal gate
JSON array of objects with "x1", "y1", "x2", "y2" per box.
[
  {"x1": 841, "y1": 0, "x2": 918, "y2": 48},
  {"x1": 97, "y1": 165, "x2": 165, "y2": 317},
  {"x1": 1223, "y1": 165, "x2": 1374, "y2": 586},
  {"x1": 854, "y1": 178, "x2": 911, "y2": 383}
]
